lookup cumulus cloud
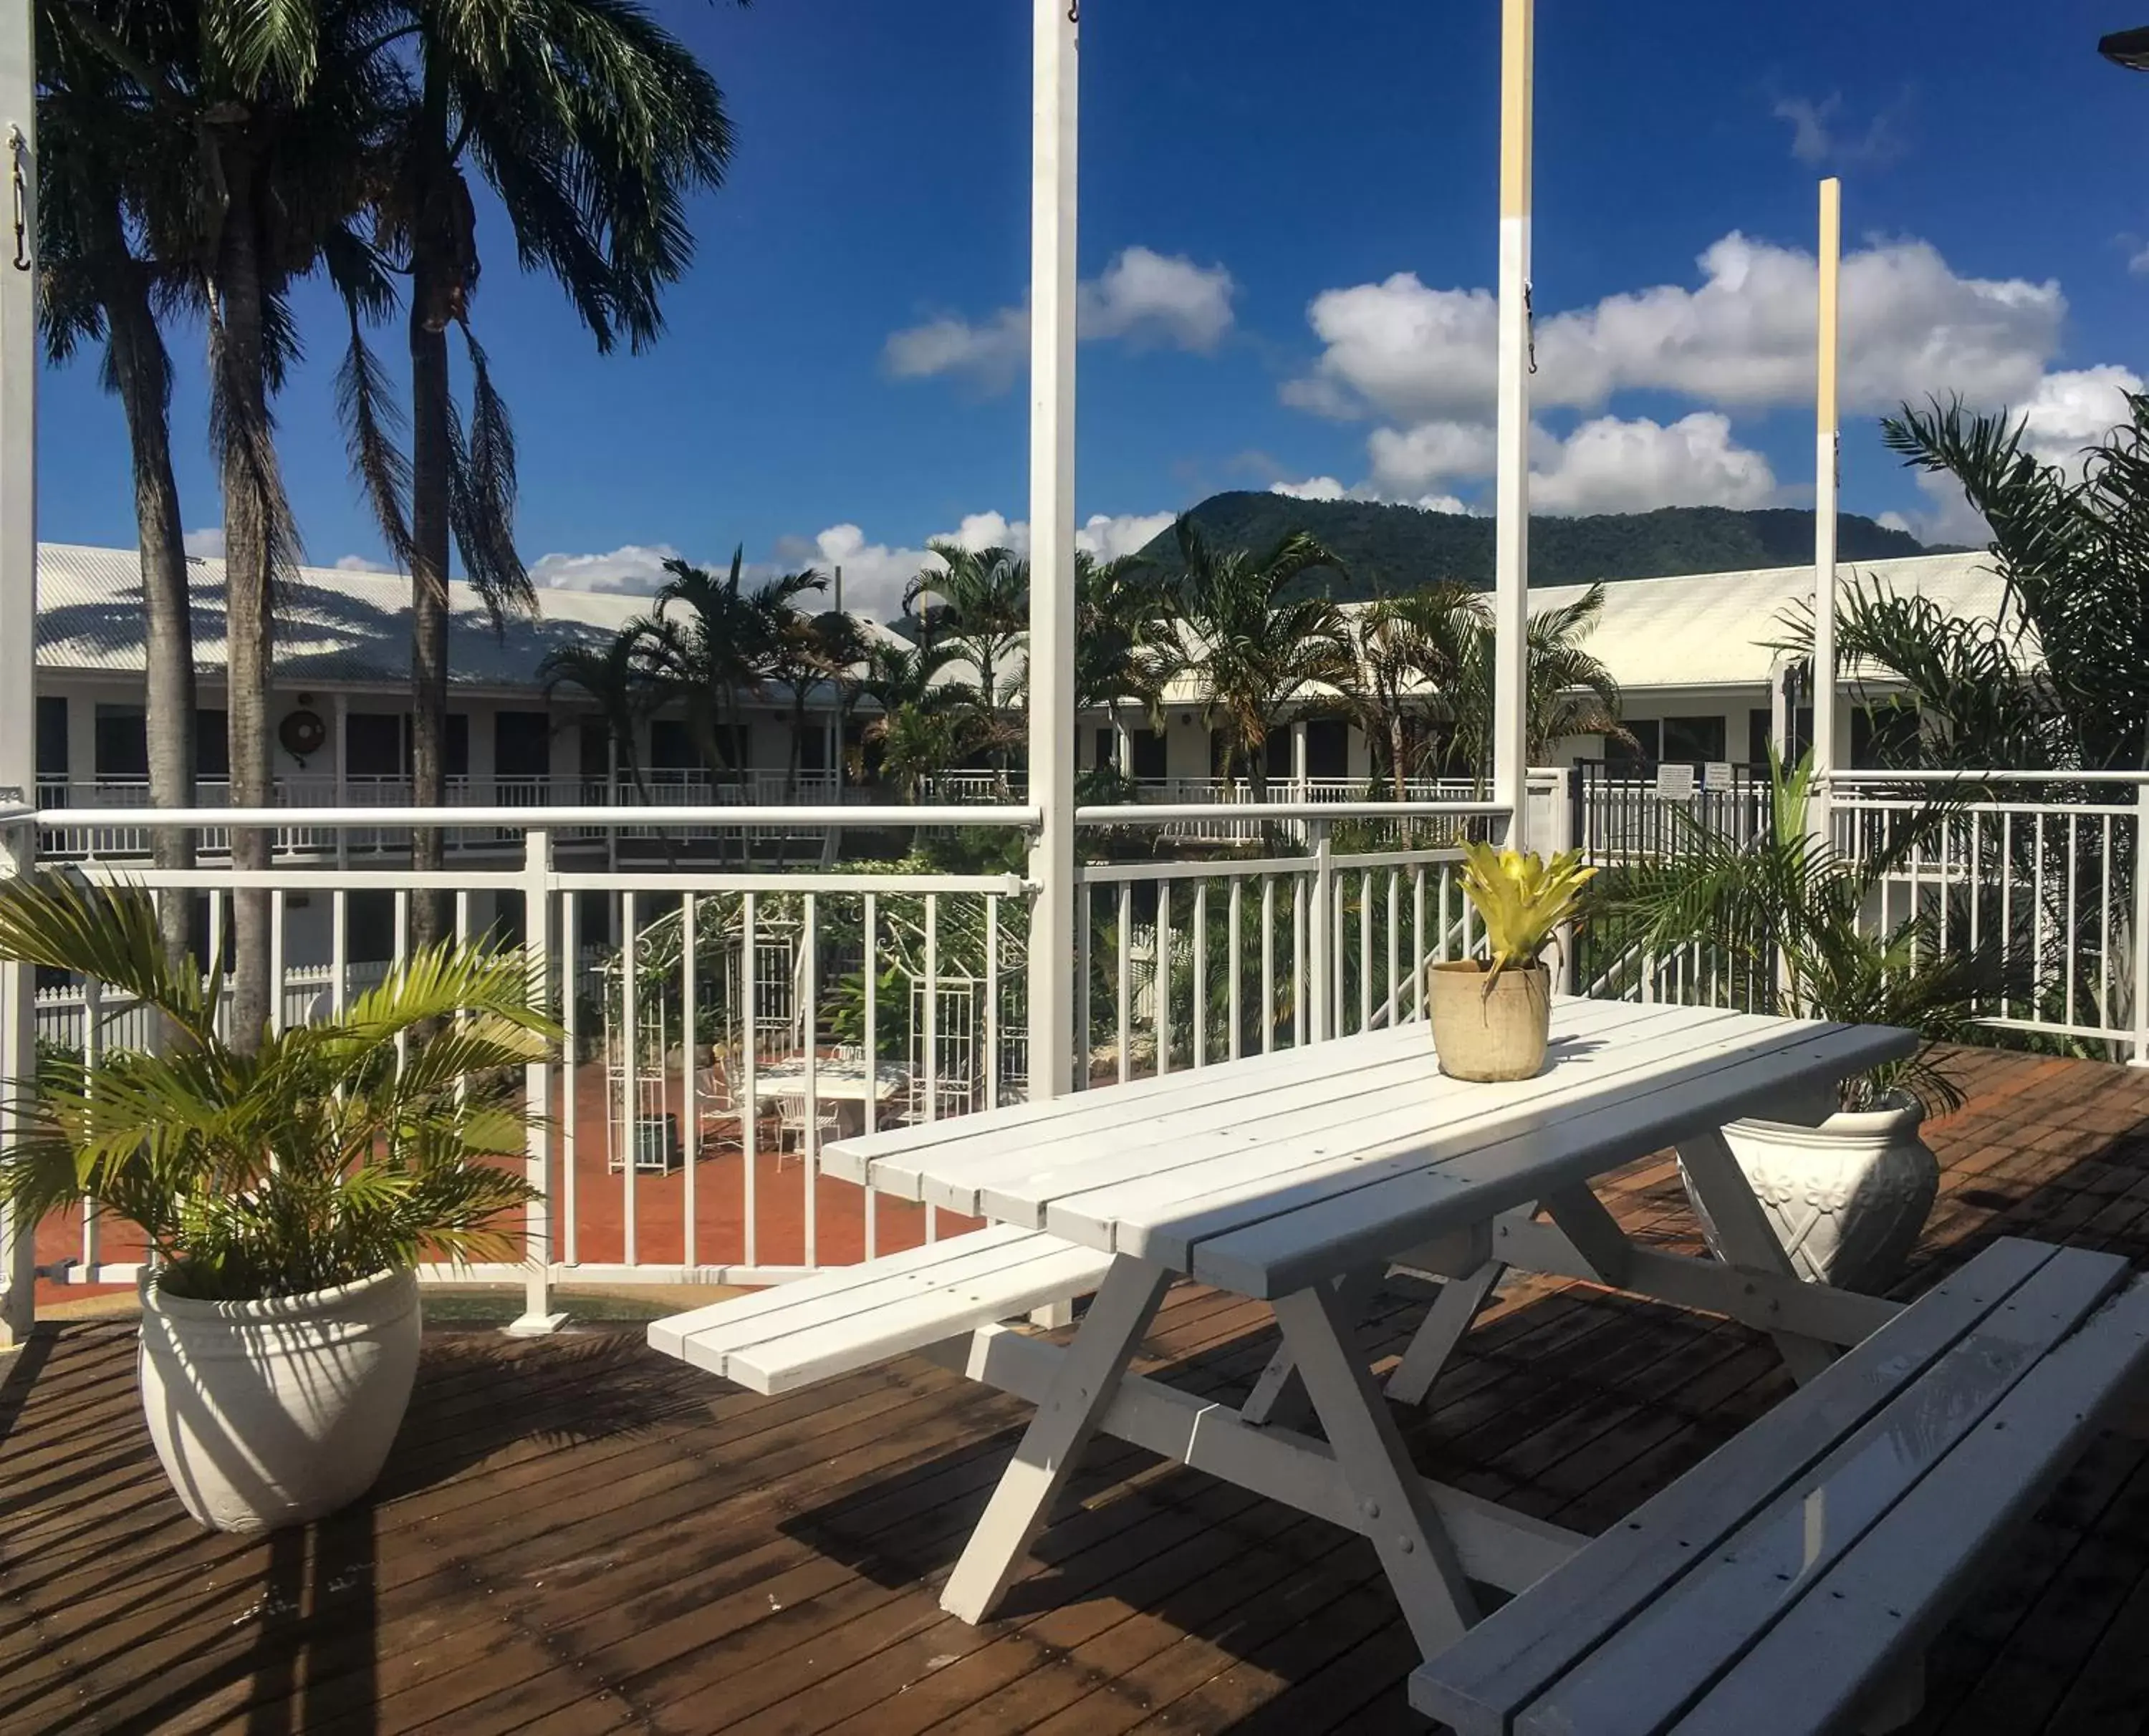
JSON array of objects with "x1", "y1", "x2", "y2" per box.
[
  {"x1": 1771, "y1": 92, "x2": 1905, "y2": 168},
  {"x1": 1367, "y1": 421, "x2": 1499, "y2": 497},
  {"x1": 183, "y1": 526, "x2": 225, "y2": 559},
  {"x1": 333, "y1": 553, "x2": 395, "y2": 574},
  {"x1": 885, "y1": 246, "x2": 1234, "y2": 390},
  {"x1": 1078, "y1": 509, "x2": 1176, "y2": 561},
  {"x1": 527, "y1": 543, "x2": 683, "y2": 594},
  {"x1": 1270, "y1": 476, "x2": 1349, "y2": 501},
  {"x1": 1287, "y1": 233, "x2": 2062, "y2": 423},
  {"x1": 2016, "y1": 364, "x2": 2145, "y2": 471},
  {"x1": 1528, "y1": 413, "x2": 1780, "y2": 515}
]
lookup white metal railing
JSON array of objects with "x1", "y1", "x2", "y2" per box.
[
  {"x1": 1575, "y1": 766, "x2": 2149, "y2": 1065},
  {"x1": 5, "y1": 791, "x2": 1523, "y2": 1314}
]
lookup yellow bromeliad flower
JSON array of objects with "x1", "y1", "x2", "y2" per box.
[{"x1": 1456, "y1": 840, "x2": 1597, "y2": 983}]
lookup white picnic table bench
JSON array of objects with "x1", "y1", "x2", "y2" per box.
[{"x1": 646, "y1": 997, "x2": 2149, "y2": 1732}]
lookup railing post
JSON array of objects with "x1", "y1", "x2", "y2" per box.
[
  {"x1": 507, "y1": 826, "x2": 566, "y2": 1335},
  {"x1": 1309, "y1": 818, "x2": 1334, "y2": 1043},
  {"x1": 2133, "y1": 783, "x2": 2149, "y2": 1069}
]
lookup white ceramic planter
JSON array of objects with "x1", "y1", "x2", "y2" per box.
[
  {"x1": 138, "y1": 1266, "x2": 423, "y2": 1533},
  {"x1": 1683, "y1": 1096, "x2": 1939, "y2": 1296}
]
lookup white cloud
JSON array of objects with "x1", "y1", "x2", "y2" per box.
[
  {"x1": 1270, "y1": 476, "x2": 1349, "y2": 501},
  {"x1": 1876, "y1": 510, "x2": 1914, "y2": 534},
  {"x1": 183, "y1": 526, "x2": 224, "y2": 559},
  {"x1": 1367, "y1": 421, "x2": 1499, "y2": 496},
  {"x1": 1077, "y1": 510, "x2": 1175, "y2": 561},
  {"x1": 1771, "y1": 92, "x2": 1904, "y2": 168},
  {"x1": 885, "y1": 245, "x2": 1235, "y2": 390},
  {"x1": 1528, "y1": 413, "x2": 1781, "y2": 515},
  {"x1": 2130, "y1": 244, "x2": 2149, "y2": 278},
  {"x1": 2016, "y1": 364, "x2": 2145, "y2": 471},
  {"x1": 1288, "y1": 233, "x2": 2062, "y2": 423},
  {"x1": 527, "y1": 543, "x2": 682, "y2": 594},
  {"x1": 334, "y1": 553, "x2": 395, "y2": 574},
  {"x1": 1079, "y1": 246, "x2": 1236, "y2": 352},
  {"x1": 1414, "y1": 494, "x2": 1475, "y2": 516}
]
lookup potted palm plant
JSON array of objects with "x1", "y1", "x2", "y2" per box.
[
  {"x1": 1602, "y1": 755, "x2": 1990, "y2": 1293},
  {"x1": 1426, "y1": 842, "x2": 1597, "y2": 1081},
  {"x1": 0, "y1": 874, "x2": 558, "y2": 1533}
]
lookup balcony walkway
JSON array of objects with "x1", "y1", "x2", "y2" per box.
[{"x1": 5, "y1": 1045, "x2": 2149, "y2": 1735}]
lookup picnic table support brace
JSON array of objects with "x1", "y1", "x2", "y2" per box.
[
  {"x1": 1389, "y1": 1256, "x2": 1506, "y2": 1407},
  {"x1": 1243, "y1": 1264, "x2": 1381, "y2": 1429},
  {"x1": 1274, "y1": 1276, "x2": 1481, "y2": 1652},
  {"x1": 940, "y1": 1253, "x2": 1170, "y2": 1624},
  {"x1": 1675, "y1": 1127, "x2": 1839, "y2": 1385}
]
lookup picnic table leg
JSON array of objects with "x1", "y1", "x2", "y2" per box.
[
  {"x1": 939, "y1": 1253, "x2": 1171, "y2": 1624},
  {"x1": 1676, "y1": 1127, "x2": 1839, "y2": 1386},
  {"x1": 1242, "y1": 1264, "x2": 1383, "y2": 1428},
  {"x1": 1388, "y1": 1256, "x2": 1505, "y2": 1406},
  {"x1": 1274, "y1": 1278, "x2": 1481, "y2": 1654}
]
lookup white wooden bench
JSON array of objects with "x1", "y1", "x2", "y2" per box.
[
  {"x1": 645, "y1": 1223, "x2": 1112, "y2": 1396},
  {"x1": 1410, "y1": 1236, "x2": 2149, "y2": 1736}
]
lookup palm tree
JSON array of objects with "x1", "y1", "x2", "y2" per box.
[
  {"x1": 1075, "y1": 552, "x2": 1178, "y2": 770},
  {"x1": 36, "y1": 4, "x2": 201, "y2": 967},
  {"x1": 1883, "y1": 394, "x2": 2149, "y2": 770},
  {"x1": 906, "y1": 542, "x2": 1029, "y2": 716},
  {"x1": 351, "y1": 0, "x2": 734, "y2": 947},
  {"x1": 1347, "y1": 584, "x2": 1488, "y2": 800},
  {"x1": 1163, "y1": 516, "x2": 1354, "y2": 803},
  {"x1": 850, "y1": 639, "x2": 973, "y2": 796},
  {"x1": 765, "y1": 601, "x2": 868, "y2": 801},
  {"x1": 1447, "y1": 582, "x2": 1628, "y2": 774},
  {"x1": 67, "y1": 0, "x2": 399, "y2": 1044},
  {"x1": 538, "y1": 632, "x2": 662, "y2": 806}
]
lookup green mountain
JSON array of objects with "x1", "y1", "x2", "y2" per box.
[{"x1": 1135, "y1": 493, "x2": 1938, "y2": 599}]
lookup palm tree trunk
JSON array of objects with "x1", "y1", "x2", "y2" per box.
[
  {"x1": 408, "y1": 264, "x2": 453, "y2": 952},
  {"x1": 105, "y1": 266, "x2": 196, "y2": 971},
  {"x1": 209, "y1": 147, "x2": 277, "y2": 1051}
]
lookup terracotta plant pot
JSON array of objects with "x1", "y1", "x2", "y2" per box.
[
  {"x1": 1426, "y1": 960, "x2": 1552, "y2": 1082},
  {"x1": 138, "y1": 1266, "x2": 422, "y2": 1533}
]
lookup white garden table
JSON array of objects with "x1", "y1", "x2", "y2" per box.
[{"x1": 818, "y1": 996, "x2": 1915, "y2": 1661}]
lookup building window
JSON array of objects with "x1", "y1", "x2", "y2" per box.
[
  {"x1": 1265, "y1": 726, "x2": 1293, "y2": 778},
  {"x1": 1128, "y1": 728, "x2": 1165, "y2": 781},
  {"x1": 798, "y1": 724, "x2": 830, "y2": 772},
  {"x1": 578, "y1": 719, "x2": 612, "y2": 781},
  {"x1": 1305, "y1": 718, "x2": 1349, "y2": 778},
  {"x1": 35, "y1": 696, "x2": 67, "y2": 779},
  {"x1": 1852, "y1": 703, "x2": 1919, "y2": 770},
  {"x1": 1093, "y1": 728, "x2": 1115, "y2": 771},
  {"x1": 346, "y1": 890, "x2": 398, "y2": 963},
  {"x1": 93, "y1": 703, "x2": 148, "y2": 781},
  {"x1": 1746, "y1": 706, "x2": 1814, "y2": 769},
  {"x1": 345, "y1": 713, "x2": 403, "y2": 778},
  {"x1": 1661, "y1": 715, "x2": 1726, "y2": 764},
  {"x1": 197, "y1": 710, "x2": 230, "y2": 780},
  {"x1": 648, "y1": 718, "x2": 697, "y2": 770},
  {"x1": 495, "y1": 710, "x2": 551, "y2": 778},
  {"x1": 1607, "y1": 718, "x2": 1660, "y2": 765}
]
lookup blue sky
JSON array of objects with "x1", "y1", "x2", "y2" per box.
[{"x1": 33, "y1": 0, "x2": 2149, "y2": 617}]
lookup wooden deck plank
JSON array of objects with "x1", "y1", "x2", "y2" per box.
[{"x1": 6, "y1": 1045, "x2": 2149, "y2": 1735}]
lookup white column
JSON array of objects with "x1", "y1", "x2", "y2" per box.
[
  {"x1": 1024, "y1": 0, "x2": 1077, "y2": 1102},
  {"x1": 0, "y1": 0, "x2": 34, "y2": 1346},
  {"x1": 1490, "y1": 0, "x2": 1534, "y2": 850},
  {"x1": 1810, "y1": 175, "x2": 1841, "y2": 840},
  {"x1": 332, "y1": 691, "x2": 350, "y2": 869}
]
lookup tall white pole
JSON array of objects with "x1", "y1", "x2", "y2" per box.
[
  {"x1": 1810, "y1": 176, "x2": 1841, "y2": 838},
  {"x1": 1025, "y1": 0, "x2": 1077, "y2": 1101},
  {"x1": 0, "y1": 0, "x2": 35, "y2": 1346},
  {"x1": 1491, "y1": 0, "x2": 1534, "y2": 849}
]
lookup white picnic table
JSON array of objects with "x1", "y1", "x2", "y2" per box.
[
  {"x1": 815, "y1": 995, "x2": 1916, "y2": 1657},
  {"x1": 754, "y1": 1056, "x2": 908, "y2": 1103}
]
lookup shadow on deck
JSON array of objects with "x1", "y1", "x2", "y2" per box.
[{"x1": 5, "y1": 1044, "x2": 2149, "y2": 1734}]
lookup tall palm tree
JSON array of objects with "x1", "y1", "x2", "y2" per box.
[
  {"x1": 67, "y1": 0, "x2": 398, "y2": 1043},
  {"x1": 1074, "y1": 552, "x2": 1178, "y2": 765},
  {"x1": 1163, "y1": 516, "x2": 1354, "y2": 803},
  {"x1": 905, "y1": 542, "x2": 1029, "y2": 716},
  {"x1": 537, "y1": 631, "x2": 662, "y2": 806},
  {"x1": 349, "y1": 0, "x2": 734, "y2": 947},
  {"x1": 36, "y1": 4, "x2": 201, "y2": 967},
  {"x1": 764, "y1": 600, "x2": 868, "y2": 801},
  {"x1": 850, "y1": 639, "x2": 972, "y2": 794},
  {"x1": 1347, "y1": 584, "x2": 1488, "y2": 800},
  {"x1": 1448, "y1": 582, "x2": 1628, "y2": 773},
  {"x1": 1883, "y1": 393, "x2": 2149, "y2": 770}
]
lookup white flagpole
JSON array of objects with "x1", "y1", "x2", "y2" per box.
[
  {"x1": 1811, "y1": 176, "x2": 1842, "y2": 839},
  {"x1": 1025, "y1": 0, "x2": 1078, "y2": 1100},
  {"x1": 1491, "y1": 0, "x2": 1534, "y2": 849},
  {"x1": 0, "y1": 0, "x2": 37, "y2": 1345}
]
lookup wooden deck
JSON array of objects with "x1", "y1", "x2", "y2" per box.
[{"x1": 6, "y1": 1044, "x2": 2149, "y2": 1735}]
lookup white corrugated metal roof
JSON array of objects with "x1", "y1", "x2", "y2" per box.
[
  {"x1": 33, "y1": 544, "x2": 912, "y2": 692},
  {"x1": 1140, "y1": 548, "x2": 2010, "y2": 704}
]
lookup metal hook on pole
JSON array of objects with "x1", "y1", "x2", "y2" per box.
[
  {"x1": 1067, "y1": 1, "x2": 1079, "y2": 21},
  {"x1": 1524, "y1": 280, "x2": 1537, "y2": 375},
  {"x1": 6, "y1": 125, "x2": 27, "y2": 272}
]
